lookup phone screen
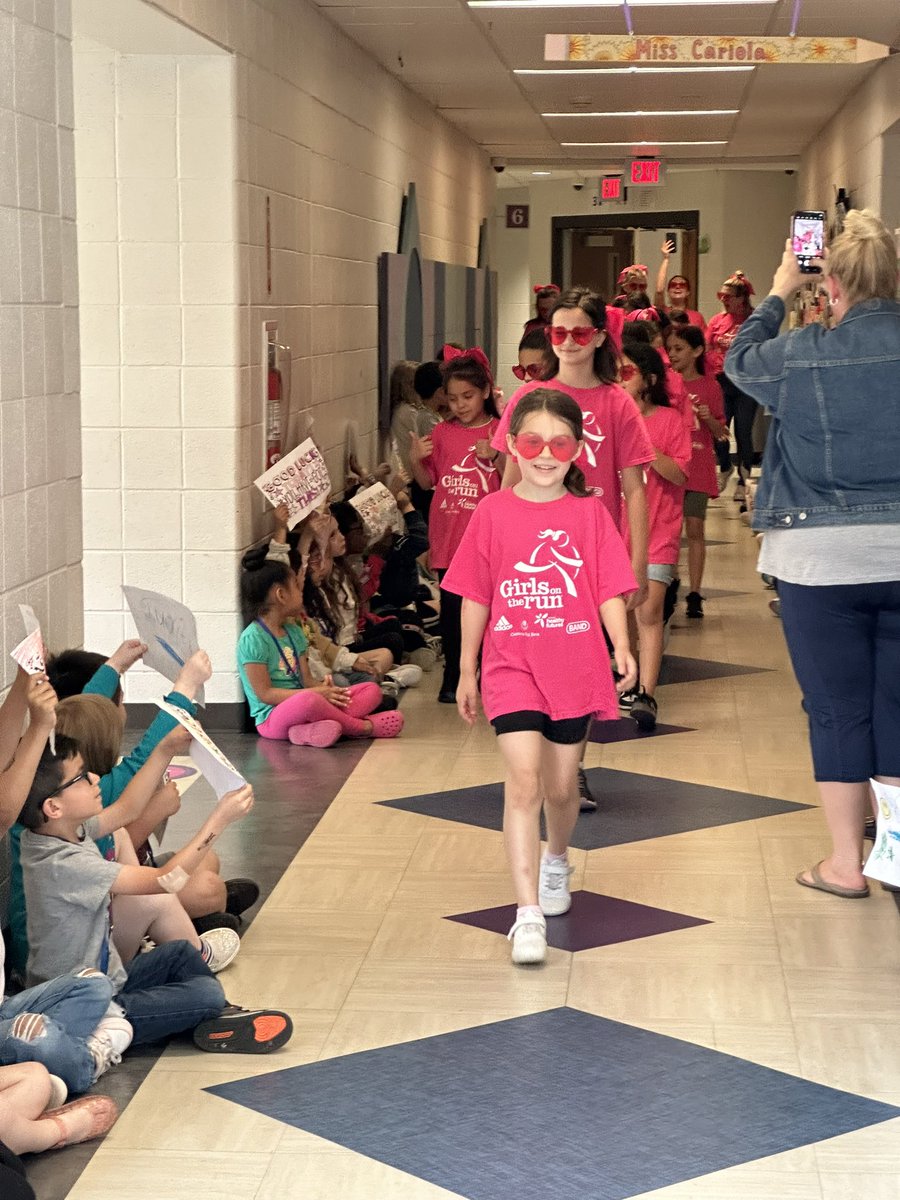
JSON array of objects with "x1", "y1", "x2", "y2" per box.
[{"x1": 791, "y1": 211, "x2": 825, "y2": 273}]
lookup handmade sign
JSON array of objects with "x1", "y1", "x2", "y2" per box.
[
  {"x1": 349, "y1": 482, "x2": 404, "y2": 542},
  {"x1": 11, "y1": 630, "x2": 45, "y2": 676},
  {"x1": 254, "y1": 438, "x2": 331, "y2": 528},
  {"x1": 19, "y1": 605, "x2": 41, "y2": 637},
  {"x1": 11, "y1": 624, "x2": 55, "y2": 753},
  {"x1": 122, "y1": 586, "x2": 204, "y2": 706},
  {"x1": 545, "y1": 34, "x2": 889, "y2": 67},
  {"x1": 863, "y1": 780, "x2": 900, "y2": 889},
  {"x1": 156, "y1": 700, "x2": 247, "y2": 799}
]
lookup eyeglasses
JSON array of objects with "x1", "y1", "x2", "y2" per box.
[
  {"x1": 47, "y1": 770, "x2": 91, "y2": 799},
  {"x1": 619, "y1": 363, "x2": 639, "y2": 382},
  {"x1": 513, "y1": 433, "x2": 580, "y2": 462},
  {"x1": 717, "y1": 290, "x2": 736, "y2": 301},
  {"x1": 511, "y1": 362, "x2": 545, "y2": 381},
  {"x1": 545, "y1": 325, "x2": 599, "y2": 347}
]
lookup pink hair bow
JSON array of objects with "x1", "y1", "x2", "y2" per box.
[{"x1": 442, "y1": 344, "x2": 494, "y2": 384}]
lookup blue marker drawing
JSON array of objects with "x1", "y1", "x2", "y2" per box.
[{"x1": 156, "y1": 636, "x2": 185, "y2": 667}]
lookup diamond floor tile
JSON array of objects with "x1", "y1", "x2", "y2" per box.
[
  {"x1": 658, "y1": 654, "x2": 771, "y2": 685},
  {"x1": 446, "y1": 889, "x2": 711, "y2": 952},
  {"x1": 379, "y1": 767, "x2": 812, "y2": 851},
  {"x1": 208, "y1": 1008, "x2": 900, "y2": 1200},
  {"x1": 588, "y1": 717, "x2": 695, "y2": 744}
]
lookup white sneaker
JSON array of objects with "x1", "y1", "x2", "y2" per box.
[
  {"x1": 717, "y1": 464, "x2": 735, "y2": 491},
  {"x1": 201, "y1": 927, "x2": 241, "y2": 973},
  {"x1": 407, "y1": 647, "x2": 437, "y2": 672},
  {"x1": 385, "y1": 664, "x2": 423, "y2": 689},
  {"x1": 733, "y1": 483, "x2": 746, "y2": 502},
  {"x1": 45, "y1": 1074, "x2": 68, "y2": 1111},
  {"x1": 539, "y1": 858, "x2": 574, "y2": 916},
  {"x1": 87, "y1": 1014, "x2": 134, "y2": 1081},
  {"x1": 507, "y1": 916, "x2": 547, "y2": 965}
]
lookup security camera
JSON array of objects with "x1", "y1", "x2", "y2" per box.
[
  {"x1": 491, "y1": 158, "x2": 506, "y2": 174},
  {"x1": 785, "y1": 169, "x2": 796, "y2": 176},
  {"x1": 573, "y1": 183, "x2": 584, "y2": 191}
]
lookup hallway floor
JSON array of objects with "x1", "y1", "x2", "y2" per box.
[{"x1": 30, "y1": 498, "x2": 900, "y2": 1200}]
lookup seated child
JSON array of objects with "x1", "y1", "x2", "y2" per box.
[
  {"x1": 238, "y1": 547, "x2": 404, "y2": 746},
  {"x1": 1, "y1": 677, "x2": 132, "y2": 1095},
  {"x1": 19, "y1": 738, "x2": 292, "y2": 1055},
  {"x1": 46, "y1": 642, "x2": 259, "y2": 930}
]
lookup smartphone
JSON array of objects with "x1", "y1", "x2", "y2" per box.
[
  {"x1": 791, "y1": 210, "x2": 825, "y2": 273},
  {"x1": 665, "y1": 231, "x2": 677, "y2": 252}
]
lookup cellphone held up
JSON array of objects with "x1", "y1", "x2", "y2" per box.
[{"x1": 791, "y1": 210, "x2": 825, "y2": 274}]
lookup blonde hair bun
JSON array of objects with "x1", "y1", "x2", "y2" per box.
[{"x1": 828, "y1": 208, "x2": 897, "y2": 303}]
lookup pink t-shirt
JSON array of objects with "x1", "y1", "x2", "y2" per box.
[
  {"x1": 491, "y1": 380, "x2": 654, "y2": 529},
  {"x1": 423, "y1": 418, "x2": 501, "y2": 569},
  {"x1": 641, "y1": 407, "x2": 692, "y2": 566},
  {"x1": 442, "y1": 489, "x2": 637, "y2": 722},
  {"x1": 680, "y1": 375, "x2": 726, "y2": 497},
  {"x1": 705, "y1": 311, "x2": 750, "y2": 376}
]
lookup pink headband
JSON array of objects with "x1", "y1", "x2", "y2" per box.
[
  {"x1": 629, "y1": 306, "x2": 661, "y2": 323},
  {"x1": 533, "y1": 283, "x2": 560, "y2": 295}
]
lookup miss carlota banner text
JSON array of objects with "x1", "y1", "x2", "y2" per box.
[{"x1": 545, "y1": 35, "x2": 889, "y2": 67}]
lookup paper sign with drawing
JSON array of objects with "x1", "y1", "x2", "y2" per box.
[
  {"x1": 122, "y1": 586, "x2": 204, "y2": 706},
  {"x1": 254, "y1": 438, "x2": 331, "y2": 528},
  {"x1": 864, "y1": 779, "x2": 900, "y2": 888},
  {"x1": 349, "y1": 482, "x2": 403, "y2": 541},
  {"x1": 156, "y1": 700, "x2": 247, "y2": 798},
  {"x1": 11, "y1": 615, "x2": 56, "y2": 753}
]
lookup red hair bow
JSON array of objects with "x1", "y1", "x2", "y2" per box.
[
  {"x1": 533, "y1": 283, "x2": 560, "y2": 295},
  {"x1": 616, "y1": 264, "x2": 648, "y2": 286},
  {"x1": 442, "y1": 344, "x2": 494, "y2": 384}
]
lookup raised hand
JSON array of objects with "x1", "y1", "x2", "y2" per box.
[{"x1": 108, "y1": 639, "x2": 147, "y2": 674}]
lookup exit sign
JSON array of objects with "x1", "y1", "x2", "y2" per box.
[
  {"x1": 601, "y1": 176, "x2": 622, "y2": 200},
  {"x1": 629, "y1": 158, "x2": 666, "y2": 186}
]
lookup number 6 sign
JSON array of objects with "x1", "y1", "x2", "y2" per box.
[{"x1": 506, "y1": 205, "x2": 530, "y2": 229}]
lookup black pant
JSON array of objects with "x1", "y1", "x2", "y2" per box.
[
  {"x1": 350, "y1": 628, "x2": 404, "y2": 665},
  {"x1": 0, "y1": 1143, "x2": 35, "y2": 1200},
  {"x1": 715, "y1": 374, "x2": 758, "y2": 476},
  {"x1": 437, "y1": 570, "x2": 462, "y2": 692}
]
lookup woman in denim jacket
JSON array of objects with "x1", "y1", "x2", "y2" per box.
[{"x1": 725, "y1": 209, "x2": 900, "y2": 901}]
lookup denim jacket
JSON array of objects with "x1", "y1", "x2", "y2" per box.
[{"x1": 725, "y1": 294, "x2": 900, "y2": 530}]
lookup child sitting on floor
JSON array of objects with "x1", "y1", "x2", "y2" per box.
[
  {"x1": 19, "y1": 737, "x2": 292, "y2": 1056},
  {"x1": 238, "y1": 545, "x2": 404, "y2": 746}
]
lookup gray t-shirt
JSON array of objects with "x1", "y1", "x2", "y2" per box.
[
  {"x1": 757, "y1": 525, "x2": 900, "y2": 586},
  {"x1": 21, "y1": 815, "x2": 126, "y2": 992}
]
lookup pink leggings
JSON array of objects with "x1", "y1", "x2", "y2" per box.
[{"x1": 257, "y1": 683, "x2": 382, "y2": 741}]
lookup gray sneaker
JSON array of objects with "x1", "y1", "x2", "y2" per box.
[
  {"x1": 577, "y1": 767, "x2": 597, "y2": 813},
  {"x1": 630, "y1": 690, "x2": 658, "y2": 732}
]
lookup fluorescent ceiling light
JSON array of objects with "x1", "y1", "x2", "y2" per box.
[
  {"x1": 560, "y1": 139, "x2": 728, "y2": 145},
  {"x1": 532, "y1": 170, "x2": 553, "y2": 174},
  {"x1": 516, "y1": 66, "x2": 755, "y2": 75},
  {"x1": 543, "y1": 109, "x2": 738, "y2": 117}
]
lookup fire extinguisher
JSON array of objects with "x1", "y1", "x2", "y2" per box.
[{"x1": 266, "y1": 354, "x2": 282, "y2": 469}]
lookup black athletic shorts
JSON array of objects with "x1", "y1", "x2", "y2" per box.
[{"x1": 491, "y1": 710, "x2": 592, "y2": 745}]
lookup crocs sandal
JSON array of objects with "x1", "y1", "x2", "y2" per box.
[
  {"x1": 369, "y1": 710, "x2": 404, "y2": 739},
  {"x1": 42, "y1": 1095, "x2": 118, "y2": 1149},
  {"x1": 193, "y1": 1007, "x2": 293, "y2": 1054},
  {"x1": 795, "y1": 861, "x2": 869, "y2": 899}
]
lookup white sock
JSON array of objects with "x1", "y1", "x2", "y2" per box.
[
  {"x1": 516, "y1": 905, "x2": 544, "y2": 923},
  {"x1": 543, "y1": 851, "x2": 568, "y2": 866}
]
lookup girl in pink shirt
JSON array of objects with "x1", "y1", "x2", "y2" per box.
[
  {"x1": 668, "y1": 326, "x2": 729, "y2": 619},
  {"x1": 654, "y1": 239, "x2": 706, "y2": 330},
  {"x1": 408, "y1": 349, "x2": 503, "y2": 704},
  {"x1": 443, "y1": 390, "x2": 637, "y2": 967},
  {"x1": 618, "y1": 342, "x2": 692, "y2": 731}
]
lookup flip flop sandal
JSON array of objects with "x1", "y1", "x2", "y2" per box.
[
  {"x1": 42, "y1": 1095, "x2": 119, "y2": 1149},
  {"x1": 795, "y1": 861, "x2": 869, "y2": 899}
]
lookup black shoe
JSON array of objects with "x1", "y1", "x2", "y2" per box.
[
  {"x1": 618, "y1": 688, "x2": 639, "y2": 712},
  {"x1": 864, "y1": 816, "x2": 877, "y2": 842},
  {"x1": 663, "y1": 576, "x2": 681, "y2": 625},
  {"x1": 577, "y1": 767, "x2": 597, "y2": 813},
  {"x1": 630, "y1": 690, "x2": 658, "y2": 732},
  {"x1": 438, "y1": 689, "x2": 457, "y2": 704},
  {"x1": 685, "y1": 591, "x2": 704, "y2": 619},
  {"x1": 225, "y1": 878, "x2": 260, "y2": 917},
  {"x1": 193, "y1": 911, "x2": 240, "y2": 936},
  {"x1": 373, "y1": 694, "x2": 399, "y2": 714},
  {"x1": 193, "y1": 1008, "x2": 293, "y2": 1054}
]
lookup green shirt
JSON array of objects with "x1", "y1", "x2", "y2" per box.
[{"x1": 237, "y1": 619, "x2": 309, "y2": 725}]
